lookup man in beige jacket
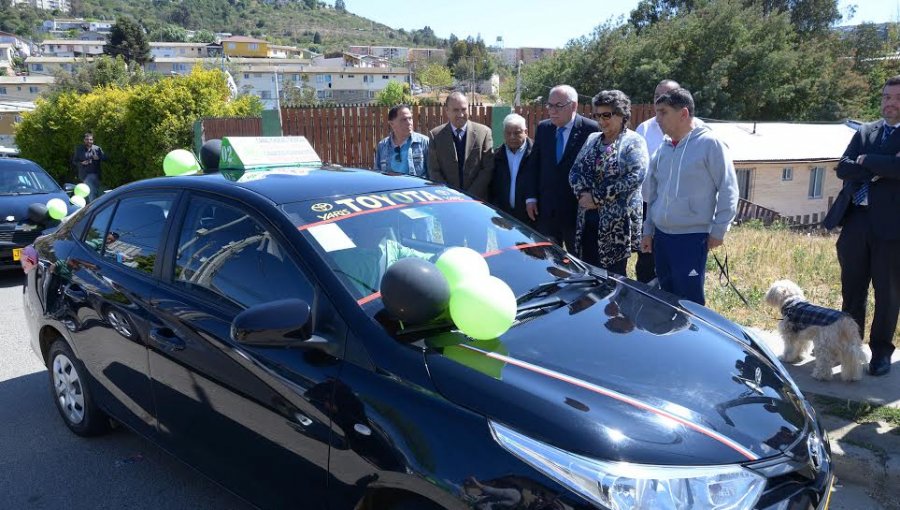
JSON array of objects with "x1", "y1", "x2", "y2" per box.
[{"x1": 428, "y1": 92, "x2": 494, "y2": 200}]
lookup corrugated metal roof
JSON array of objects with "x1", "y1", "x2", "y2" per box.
[{"x1": 703, "y1": 121, "x2": 857, "y2": 162}]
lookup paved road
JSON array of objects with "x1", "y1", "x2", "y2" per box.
[
  {"x1": 0, "y1": 270, "x2": 886, "y2": 509},
  {"x1": 0, "y1": 271, "x2": 251, "y2": 510}
]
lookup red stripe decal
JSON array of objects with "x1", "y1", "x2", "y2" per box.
[{"x1": 459, "y1": 344, "x2": 759, "y2": 461}]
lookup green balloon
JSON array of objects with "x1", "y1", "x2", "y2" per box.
[
  {"x1": 47, "y1": 198, "x2": 68, "y2": 220},
  {"x1": 435, "y1": 247, "x2": 489, "y2": 290},
  {"x1": 163, "y1": 149, "x2": 201, "y2": 176},
  {"x1": 449, "y1": 276, "x2": 516, "y2": 340},
  {"x1": 69, "y1": 195, "x2": 86, "y2": 208},
  {"x1": 73, "y1": 183, "x2": 90, "y2": 198}
]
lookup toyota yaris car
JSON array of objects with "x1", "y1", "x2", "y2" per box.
[
  {"x1": 0, "y1": 157, "x2": 72, "y2": 269},
  {"x1": 22, "y1": 140, "x2": 833, "y2": 510}
]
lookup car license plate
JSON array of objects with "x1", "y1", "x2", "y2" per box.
[{"x1": 12, "y1": 248, "x2": 22, "y2": 261}]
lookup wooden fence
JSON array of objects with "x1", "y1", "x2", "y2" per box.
[
  {"x1": 735, "y1": 198, "x2": 828, "y2": 231},
  {"x1": 201, "y1": 103, "x2": 656, "y2": 169}
]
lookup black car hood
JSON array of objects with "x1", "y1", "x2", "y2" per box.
[
  {"x1": 423, "y1": 279, "x2": 807, "y2": 465},
  {"x1": 0, "y1": 192, "x2": 69, "y2": 224}
]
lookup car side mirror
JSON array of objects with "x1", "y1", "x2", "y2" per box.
[
  {"x1": 64, "y1": 183, "x2": 75, "y2": 193},
  {"x1": 231, "y1": 298, "x2": 313, "y2": 347}
]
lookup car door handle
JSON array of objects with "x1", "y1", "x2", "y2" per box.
[{"x1": 150, "y1": 327, "x2": 186, "y2": 352}]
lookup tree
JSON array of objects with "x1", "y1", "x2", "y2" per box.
[
  {"x1": 417, "y1": 63, "x2": 453, "y2": 98},
  {"x1": 106, "y1": 16, "x2": 151, "y2": 67},
  {"x1": 50, "y1": 55, "x2": 158, "y2": 96},
  {"x1": 447, "y1": 37, "x2": 496, "y2": 81},
  {"x1": 374, "y1": 81, "x2": 415, "y2": 107},
  {"x1": 522, "y1": 0, "x2": 866, "y2": 120},
  {"x1": 149, "y1": 24, "x2": 188, "y2": 43},
  {"x1": 282, "y1": 83, "x2": 318, "y2": 107},
  {"x1": 313, "y1": 31, "x2": 322, "y2": 44},
  {"x1": 16, "y1": 68, "x2": 262, "y2": 187},
  {"x1": 192, "y1": 30, "x2": 217, "y2": 43},
  {"x1": 334, "y1": 0, "x2": 346, "y2": 12}
]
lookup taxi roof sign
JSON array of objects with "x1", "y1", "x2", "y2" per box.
[{"x1": 219, "y1": 136, "x2": 322, "y2": 170}]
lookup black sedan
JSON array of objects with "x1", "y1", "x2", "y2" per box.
[
  {"x1": 0, "y1": 157, "x2": 72, "y2": 269},
  {"x1": 22, "y1": 166, "x2": 834, "y2": 510}
]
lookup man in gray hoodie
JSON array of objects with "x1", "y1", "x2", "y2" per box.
[{"x1": 639, "y1": 88, "x2": 738, "y2": 305}]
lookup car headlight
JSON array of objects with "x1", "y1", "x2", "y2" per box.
[{"x1": 490, "y1": 421, "x2": 766, "y2": 510}]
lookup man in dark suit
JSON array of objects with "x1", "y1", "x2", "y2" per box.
[
  {"x1": 524, "y1": 85, "x2": 599, "y2": 251},
  {"x1": 489, "y1": 113, "x2": 534, "y2": 226},
  {"x1": 824, "y1": 75, "x2": 900, "y2": 376},
  {"x1": 428, "y1": 91, "x2": 494, "y2": 200}
]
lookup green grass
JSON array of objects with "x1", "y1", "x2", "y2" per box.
[{"x1": 809, "y1": 394, "x2": 900, "y2": 435}]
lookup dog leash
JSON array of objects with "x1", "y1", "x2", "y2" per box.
[{"x1": 712, "y1": 250, "x2": 752, "y2": 307}]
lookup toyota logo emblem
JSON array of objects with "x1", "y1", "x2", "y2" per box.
[{"x1": 311, "y1": 203, "x2": 333, "y2": 212}]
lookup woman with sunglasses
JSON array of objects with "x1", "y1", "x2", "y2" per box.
[
  {"x1": 374, "y1": 104, "x2": 430, "y2": 177},
  {"x1": 569, "y1": 90, "x2": 649, "y2": 276}
]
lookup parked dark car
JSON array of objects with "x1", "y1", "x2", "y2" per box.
[
  {"x1": 0, "y1": 157, "x2": 71, "y2": 269},
  {"x1": 22, "y1": 166, "x2": 834, "y2": 510}
]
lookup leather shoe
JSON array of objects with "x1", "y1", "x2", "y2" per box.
[{"x1": 869, "y1": 356, "x2": 892, "y2": 377}]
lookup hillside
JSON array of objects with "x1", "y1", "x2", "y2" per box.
[{"x1": 0, "y1": 0, "x2": 447, "y2": 54}]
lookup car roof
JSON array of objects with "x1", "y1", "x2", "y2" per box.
[
  {"x1": 0, "y1": 157, "x2": 48, "y2": 172},
  {"x1": 132, "y1": 166, "x2": 434, "y2": 205}
]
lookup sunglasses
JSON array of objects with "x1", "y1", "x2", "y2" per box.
[
  {"x1": 394, "y1": 146, "x2": 402, "y2": 162},
  {"x1": 590, "y1": 112, "x2": 616, "y2": 120}
]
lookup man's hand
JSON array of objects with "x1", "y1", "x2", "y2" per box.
[
  {"x1": 708, "y1": 236, "x2": 724, "y2": 250},
  {"x1": 92, "y1": 153, "x2": 100, "y2": 161},
  {"x1": 526, "y1": 201, "x2": 538, "y2": 221},
  {"x1": 640, "y1": 235, "x2": 653, "y2": 253},
  {"x1": 81, "y1": 160, "x2": 90, "y2": 165},
  {"x1": 578, "y1": 193, "x2": 598, "y2": 210},
  {"x1": 856, "y1": 154, "x2": 866, "y2": 166}
]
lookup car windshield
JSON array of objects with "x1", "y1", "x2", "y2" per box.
[
  {"x1": 283, "y1": 186, "x2": 585, "y2": 309},
  {"x1": 0, "y1": 164, "x2": 61, "y2": 195}
]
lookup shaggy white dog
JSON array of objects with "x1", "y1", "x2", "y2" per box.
[{"x1": 764, "y1": 279, "x2": 866, "y2": 381}]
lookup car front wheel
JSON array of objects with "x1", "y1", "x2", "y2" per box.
[{"x1": 48, "y1": 339, "x2": 109, "y2": 436}]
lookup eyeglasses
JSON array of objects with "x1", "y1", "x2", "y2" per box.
[
  {"x1": 393, "y1": 146, "x2": 402, "y2": 162},
  {"x1": 545, "y1": 100, "x2": 573, "y2": 110},
  {"x1": 591, "y1": 112, "x2": 616, "y2": 120}
]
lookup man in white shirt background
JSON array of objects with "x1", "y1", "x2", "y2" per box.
[{"x1": 489, "y1": 113, "x2": 534, "y2": 226}]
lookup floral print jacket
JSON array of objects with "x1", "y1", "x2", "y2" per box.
[{"x1": 568, "y1": 129, "x2": 649, "y2": 267}]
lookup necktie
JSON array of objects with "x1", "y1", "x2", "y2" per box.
[
  {"x1": 854, "y1": 125, "x2": 896, "y2": 205},
  {"x1": 556, "y1": 126, "x2": 566, "y2": 163}
]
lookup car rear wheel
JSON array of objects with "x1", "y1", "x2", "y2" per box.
[{"x1": 48, "y1": 339, "x2": 109, "y2": 436}]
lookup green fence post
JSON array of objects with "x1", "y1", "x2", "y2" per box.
[
  {"x1": 261, "y1": 109, "x2": 283, "y2": 136},
  {"x1": 193, "y1": 119, "x2": 204, "y2": 155},
  {"x1": 491, "y1": 106, "x2": 511, "y2": 150}
]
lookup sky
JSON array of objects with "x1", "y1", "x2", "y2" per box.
[{"x1": 347, "y1": 0, "x2": 900, "y2": 49}]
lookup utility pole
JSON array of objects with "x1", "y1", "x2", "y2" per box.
[
  {"x1": 470, "y1": 56, "x2": 475, "y2": 105},
  {"x1": 514, "y1": 59, "x2": 522, "y2": 107}
]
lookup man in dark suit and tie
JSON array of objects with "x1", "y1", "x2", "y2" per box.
[
  {"x1": 824, "y1": 75, "x2": 900, "y2": 376},
  {"x1": 489, "y1": 113, "x2": 534, "y2": 226},
  {"x1": 524, "y1": 85, "x2": 599, "y2": 251},
  {"x1": 428, "y1": 91, "x2": 494, "y2": 200}
]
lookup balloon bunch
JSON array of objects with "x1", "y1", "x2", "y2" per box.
[
  {"x1": 380, "y1": 247, "x2": 517, "y2": 341},
  {"x1": 69, "y1": 183, "x2": 90, "y2": 209},
  {"x1": 163, "y1": 149, "x2": 201, "y2": 176}
]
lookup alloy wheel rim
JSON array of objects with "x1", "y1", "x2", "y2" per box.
[{"x1": 52, "y1": 353, "x2": 85, "y2": 424}]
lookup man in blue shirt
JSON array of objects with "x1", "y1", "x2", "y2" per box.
[{"x1": 374, "y1": 104, "x2": 430, "y2": 177}]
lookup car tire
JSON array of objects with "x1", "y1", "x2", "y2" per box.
[{"x1": 47, "y1": 339, "x2": 110, "y2": 436}]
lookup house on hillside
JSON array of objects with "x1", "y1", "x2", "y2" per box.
[
  {"x1": 25, "y1": 55, "x2": 85, "y2": 75},
  {"x1": 702, "y1": 121, "x2": 856, "y2": 221},
  {"x1": 222, "y1": 36, "x2": 269, "y2": 58},
  {"x1": 0, "y1": 44, "x2": 17, "y2": 76},
  {"x1": 40, "y1": 39, "x2": 105, "y2": 57},
  {"x1": 0, "y1": 101, "x2": 34, "y2": 148},
  {"x1": 0, "y1": 76, "x2": 55, "y2": 101}
]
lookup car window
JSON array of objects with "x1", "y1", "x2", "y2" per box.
[
  {"x1": 0, "y1": 163, "x2": 61, "y2": 194},
  {"x1": 283, "y1": 187, "x2": 584, "y2": 302},
  {"x1": 103, "y1": 193, "x2": 176, "y2": 275},
  {"x1": 83, "y1": 205, "x2": 115, "y2": 254},
  {"x1": 173, "y1": 195, "x2": 313, "y2": 309}
]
